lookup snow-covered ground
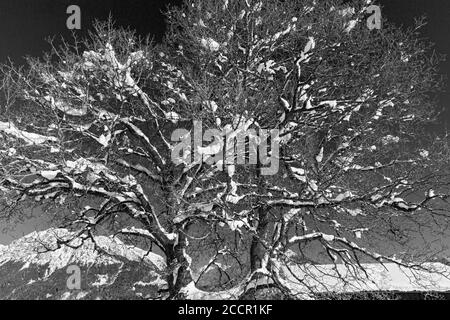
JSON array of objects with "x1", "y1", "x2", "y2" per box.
[
  {"x1": 1, "y1": 228, "x2": 450, "y2": 299},
  {"x1": 0, "y1": 228, "x2": 165, "y2": 277},
  {"x1": 278, "y1": 262, "x2": 450, "y2": 296},
  {"x1": 0, "y1": 228, "x2": 167, "y2": 300}
]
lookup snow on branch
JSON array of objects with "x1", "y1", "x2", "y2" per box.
[{"x1": 0, "y1": 121, "x2": 58, "y2": 145}]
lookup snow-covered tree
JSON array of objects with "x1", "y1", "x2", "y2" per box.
[{"x1": 1, "y1": 0, "x2": 450, "y2": 299}]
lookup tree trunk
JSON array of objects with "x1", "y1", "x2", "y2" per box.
[
  {"x1": 166, "y1": 232, "x2": 193, "y2": 299},
  {"x1": 250, "y1": 151, "x2": 269, "y2": 273},
  {"x1": 250, "y1": 207, "x2": 269, "y2": 272}
]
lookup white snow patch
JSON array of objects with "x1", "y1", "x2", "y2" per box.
[
  {"x1": 420, "y1": 150, "x2": 429, "y2": 158},
  {"x1": 381, "y1": 135, "x2": 400, "y2": 145},
  {"x1": 0, "y1": 121, "x2": 58, "y2": 145},
  {"x1": 280, "y1": 262, "x2": 450, "y2": 295},
  {"x1": 40, "y1": 170, "x2": 60, "y2": 180},
  {"x1": 315, "y1": 147, "x2": 324, "y2": 163},
  {"x1": 180, "y1": 281, "x2": 245, "y2": 300},
  {"x1": 0, "y1": 228, "x2": 166, "y2": 279},
  {"x1": 201, "y1": 38, "x2": 220, "y2": 52},
  {"x1": 61, "y1": 292, "x2": 72, "y2": 300},
  {"x1": 76, "y1": 291, "x2": 89, "y2": 300},
  {"x1": 347, "y1": 208, "x2": 364, "y2": 216},
  {"x1": 345, "y1": 20, "x2": 358, "y2": 33},
  {"x1": 92, "y1": 274, "x2": 109, "y2": 287}
]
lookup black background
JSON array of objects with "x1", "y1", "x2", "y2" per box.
[{"x1": 0, "y1": 0, "x2": 448, "y2": 122}]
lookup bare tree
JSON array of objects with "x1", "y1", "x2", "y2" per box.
[{"x1": 1, "y1": 0, "x2": 450, "y2": 299}]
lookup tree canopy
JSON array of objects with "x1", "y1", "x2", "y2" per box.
[{"x1": 1, "y1": 0, "x2": 450, "y2": 299}]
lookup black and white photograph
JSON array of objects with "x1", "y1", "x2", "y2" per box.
[{"x1": 0, "y1": 0, "x2": 450, "y2": 309}]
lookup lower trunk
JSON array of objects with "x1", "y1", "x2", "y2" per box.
[
  {"x1": 250, "y1": 153, "x2": 269, "y2": 273},
  {"x1": 250, "y1": 207, "x2": 269, "y2": 272},
  {"x1": 166, "y1": 232, "x2": 193, "y2": 299}
]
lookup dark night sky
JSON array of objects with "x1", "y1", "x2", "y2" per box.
[
  {"x1": 0, "y1": 0, "x2": 182, "y2": 62},
  {"x1": 0, "y1": 0, "x2": 449, "y2": 243},
  {"x1": 0, "y1": 0, "x2": 448, "y2": 121}
]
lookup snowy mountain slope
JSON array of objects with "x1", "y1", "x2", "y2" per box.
[
  {"x1": 1, "y1": 229, "x2": 450, "y2": 300},
  {"x1": 278, "y1": 262, "x2": 450, "y2": 298},
  {"x1": 0, "y1": 228, "x2": 167, "y2": 300},
  {"x1": 180, "y1": 261, "x2": 450, "y2": 300}
]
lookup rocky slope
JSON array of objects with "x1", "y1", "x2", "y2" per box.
[
  {"x1": 0, "y1": 228, "x2": 166, "y2": 299},
  {"x1": 1, "y1": 229, "x2": 450, "y2": 300}
]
